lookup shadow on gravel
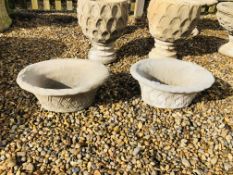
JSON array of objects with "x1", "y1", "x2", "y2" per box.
[
  {"x1": 0, "y1": 37, "x2": 66, "y2": 146},
  {"x1": 122, "y1": 22, "x2": 148, "y2": 36},
  {"x1": 0, "y1": 36, "x2": 67, "y2": 66},
  {"x1": 197, "y1": 18, "x2": 223, "y2": 31},
  {"x1": 96, "y1": 73, "x2": 140, "y2": 105},
  {"x1": 11, "y1": 11, "x2": 77, "y2": 28},
  {"x1": 193, "y1": 77, "x2": 233, "y2": 103},
  {"x1": 176, "y1": 35, "x2": 226, "y2": 58},
  {"x1": 117, "y1": 37, "x2": 154, "y2": 58}
]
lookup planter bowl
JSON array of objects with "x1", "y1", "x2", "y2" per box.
[
  {"x1": 17, "y1": 59, "x2": 109, "y2": 112},
  {"x1": 130, "y1": 58, "x2": 215, "y2": 109}
]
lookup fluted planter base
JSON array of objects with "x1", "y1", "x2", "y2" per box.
[
  {"x1": 219, "y1": 35, "x2": 233, "y2": 58},
  {"x1": 149, "y1": 39, "x2": 177, "y2": 59},
  {"x1": 88, "y1": 42, "x2": 116, "y2": 64}
]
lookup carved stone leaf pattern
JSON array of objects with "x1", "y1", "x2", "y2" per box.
[
  {"x1": 217, "y1": 12, "x2": 233, "y2": 33},
  {"x1": 36, "y1": 90, "x2": 96, "y2": 112},
  {"x1": 142, "y1": 85, "x2": 196, "y2": 108}
]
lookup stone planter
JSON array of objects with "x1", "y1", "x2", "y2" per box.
[
  {"x1": 16, "y1": 59, "x2": 109, "y2": 112},
  {"x1": 0, "y1": 0, "x2": 12, "y2": 32},
  {"x1": 78, "y1": 0, "x2": 128, "y2": 64},
  {"x1": 130, "y1": 58, "x2": 215, "y2": 109},
  {"x1": 216, "y1": 2, "x2": 233, "y2": 58},
  {"x1": 147, "y1": 0, "x2": 202, "y2": 59}
]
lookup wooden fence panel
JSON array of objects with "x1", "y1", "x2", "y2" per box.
[
  {"x1": 11, "y1": 0, "x2": 217, "y2": 15},
  {"x1": 43, "y1": 0, "x2": 50, "y2": 10},
  {"x1": 31, "y1": 0, "x2": 38, "y2": 10},
  {"x1": 66, "y1": 0, "x2": 73, "y2": 11},
  {"x1": 55, "y1": 0, "x2": 62, "y2": 11}
]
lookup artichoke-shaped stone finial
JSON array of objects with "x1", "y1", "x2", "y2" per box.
[
  {"x1": 147, "y1": 0, "x2": 202, "y2": 59},
  {"x1": 78, "y1": 0, "x2": 129, "y2": 64}
]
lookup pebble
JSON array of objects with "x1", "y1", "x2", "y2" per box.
[
  {"x1": 94, "y1": 170, "x2": 101, "y2": 175},
  {"x1": 24, "y1": 163, "x2": 34, "y2": 172},
  {"x1": 210, "y1": 156, "x2": 218, "y2": 165},
  {"x1": 71, "y1": 167, "x2": 79, "y2": 173},
  {"x1": 133, "y1": 146, "x2": 141, "y2": 156},
  {"x1": 182, "y1": 158, "x2": 191, "y2": 167}
]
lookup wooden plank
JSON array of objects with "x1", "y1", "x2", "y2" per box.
[
  {"x1": 31, "y1": 0, "x2": 39, "y2": 10},
  {"x1": 43, "y1": 0, "x2": 50, "y2": 10},
  {"x1": 55, "y1": 0, "x2": 62, "y2": 11},
  {"x1": 131, "y1": 2, "x2": 135, "y2": 13},
  {"x1": 66, "y1": 0, "x2": 73, "y2": 11},
  {"x1": 134, "y1": 0, "x2": 145, "y2": 19}
]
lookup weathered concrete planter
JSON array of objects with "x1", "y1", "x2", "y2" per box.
[
  {"x1": 130, "y1": 58, "x2": 215, "y2": 109},
  {"x1": 78, "y1": 0, "x2": 128, "y2": 64},
  {"x1": 147, "y1": 0, "x2": 202, "y2": 59},
  {"x1": 0, "y1": 0, "x2": 12, "y2": 32},
  {"x1": 216, "y1": 2, "x2": 233, "y2": 58},
  {"x1": 17, "y1": 59, "x2": 109, "y2": 112}
]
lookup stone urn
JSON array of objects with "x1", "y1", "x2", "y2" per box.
[
  {"x1": 216, "y1": 2, "x2": 233, "y2": 58},
  {"x1": 147, "y1": 0, "x2": 202, "y2": 59},
  {"x1": 17, "y1": 59, "x2": 109, "y2": 113},
  {"x1": 0, "y1": 0, "x2": 12, "y2": 32},
  {"x1": 78, "y1": 0, "x2": 129, "y2": 64},
  {"x1": 130, "y1": 58, "x2": 215, "y2": 109}
]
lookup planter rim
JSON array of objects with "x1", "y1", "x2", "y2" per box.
[
  {"x1": 130, "y1": 58, "x2": 215, "y2": 94},
  {"x1": 17, "y1": 58, "x2": 109, "y2": 96},
  {"x1": 217, "y1": 2, "x2": 233, "y2": 16},
  {"x1": 198, "y1": 0, "x2": 218, "y2": 6},
  {"x1": 151, "y1": 0, "x2": 205, "y2": 5}
]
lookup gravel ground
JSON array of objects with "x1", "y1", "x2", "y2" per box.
[{"x1": 0, "y1": 12, "x2": 233, "y2": 175}]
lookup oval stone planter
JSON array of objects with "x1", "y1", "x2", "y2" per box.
[
  {"x1": 17, "y1": 59, "x2": 109, "y2": 112},
  {"x1": 130, "y1": 58, "x2": 215, "y2": 109},
  {"x1": 0, "y1": 0, "x2": 12, "y2": 32}
]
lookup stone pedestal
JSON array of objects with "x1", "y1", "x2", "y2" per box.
[
  {"x1": 149, "y1": 39, "x2": 176, "y2": 59},
  {"x1": 88, "y1": 42, "x2": 116, "y2": 64}
]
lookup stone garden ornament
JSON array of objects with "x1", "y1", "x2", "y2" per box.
[
  {"x1": 130, "y1": 58, "x2": 215, "y2": 109},
  {"x1": 0, "y1": 0, "x2": 12, "y2": 32},
  {"x1": 147, "y1": 0, "x2": 203, "y2": 59},
  {"x1": 78, "y1": 0, "x2": 128, "y2": 64},
  {"x1": 17, "y1": 59, "x2": 109, "y2": 112},
  {"x1": 216, "y1": 2, "x2": 233, "y2": 58}
]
